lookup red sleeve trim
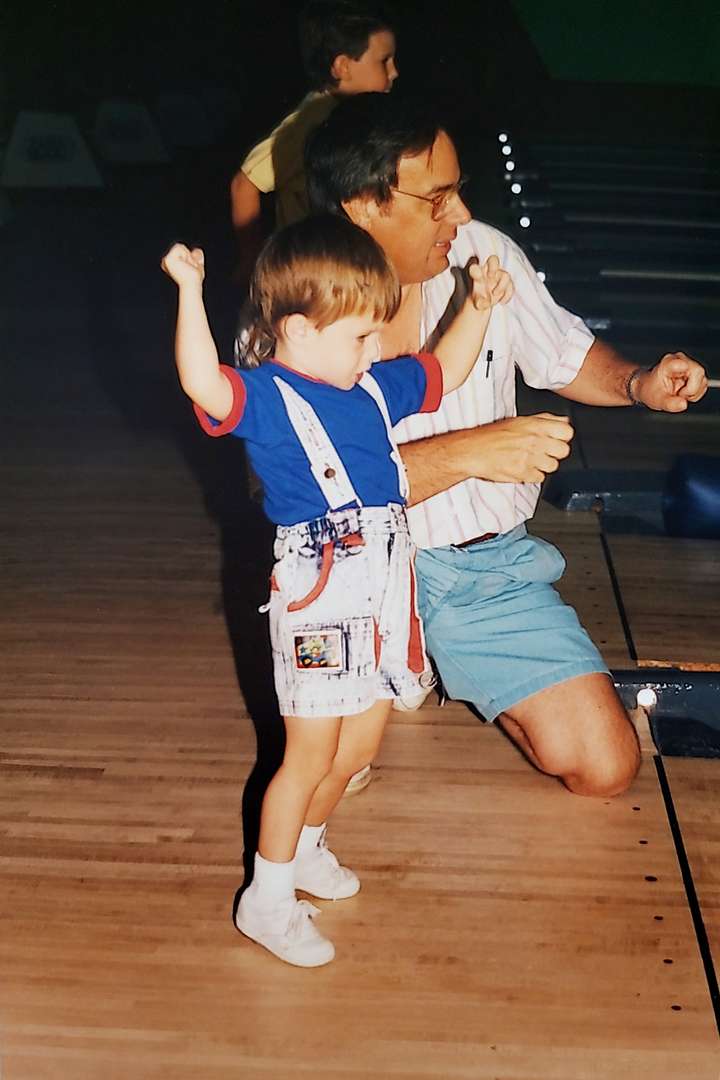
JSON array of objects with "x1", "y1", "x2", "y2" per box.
[
  {"x1": 415, "y1": 352, "x2": 443, "y2": 413},
  {"x1": 192, "y1": 365, "x2": 247, "y2": 437}
]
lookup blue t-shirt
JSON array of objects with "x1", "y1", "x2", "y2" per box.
[{"x1": 195, "y1": 355, "x2": 442, "y2": 525}]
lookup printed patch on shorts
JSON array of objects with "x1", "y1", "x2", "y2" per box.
[{"x1": 294, "y1": 629, "x2": 345, "y2": 670}]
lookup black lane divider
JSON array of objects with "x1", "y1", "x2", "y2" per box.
[
  {"x1": 654, "y1": 754, "x2": 720, "y2": 1035},
  {"x1": 598, "y1": 528, "x2": 638, "y2": 662}
]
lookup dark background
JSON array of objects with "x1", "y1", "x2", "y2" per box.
[
  {"x1": 4, "y1": 2, "x2": 719, "y2": 132},
  {"x1": 2, "y1": 0, "x2": 718, "y2": 443}
]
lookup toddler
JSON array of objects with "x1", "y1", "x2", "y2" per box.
[{"x1": 161, "y1": 213, "x2": 512, "y2": 967}]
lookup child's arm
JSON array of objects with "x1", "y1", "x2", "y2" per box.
[
  {"x1": 160, "y1": 244, "x2": 234, "y2": 422},
  {"x1": 434, "y1": 255, "x2": 513, "y2": 394}
]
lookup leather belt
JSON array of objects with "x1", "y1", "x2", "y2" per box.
[{"x1": 453, "y1": 532, "x2": 498, "y2": 549}]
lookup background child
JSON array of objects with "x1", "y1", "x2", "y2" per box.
[
  {"x1": 230, "y1": 1, "x2": 398, "y2": 287},
  {"x1": 161, "y1": 214, "x2": 512, "y2": 967}
]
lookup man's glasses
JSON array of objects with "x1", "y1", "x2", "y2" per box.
[{"x1": 392, "y1": 176, "x2": 469, "y2": 220}]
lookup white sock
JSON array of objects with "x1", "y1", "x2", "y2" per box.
[
  {"x1": 296, "y1": 823, "x2": 325, "y2": 858},
  {"x1": 251, "y1": 852, "x2": 295, "y2": 905}
]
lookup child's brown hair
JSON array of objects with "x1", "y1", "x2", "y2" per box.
[
  {"x1": 299, "y1": 1, "x2": 395, "y2": 91},
  {"x1": 246, "y1": 213, "x2": 400, "y2": 364}
]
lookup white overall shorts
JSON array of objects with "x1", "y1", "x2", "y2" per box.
[{"x1": 265, "y1": 373, "x2": 431, "y2": 719}]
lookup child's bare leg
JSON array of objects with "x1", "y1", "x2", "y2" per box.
[
  {"x1": 236, "y1": 714, "x2": 342, "y2": 968},
  {"x1": 293, "y1": 700, "x2": 392, "y2": 902},
  {"x1": 305, "y1": 700, "x2": 392, "y2": 826},
  {"x1": 258, "y1": 714, "x2": 342, "y2": 862}
]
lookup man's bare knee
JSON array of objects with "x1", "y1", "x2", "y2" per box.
[
  {"x1": 503, "y1": 673, "x2": 642, "y2": 797},
  {"x1": 562, "y1": 741, "x2": 641, "y2": 798},
  {"x1": 500, "y1": 712, "x2": 641, "y2": 797}
]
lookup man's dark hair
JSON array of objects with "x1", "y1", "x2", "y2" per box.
[
  {"x1": 305, "y1": 92, "x2": 443, "y2": 215},
  {"x1": 299, "y1": 1, "x2": 395, "y2": 91}
]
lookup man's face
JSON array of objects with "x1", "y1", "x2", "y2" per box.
[{"x1": 344, "y1": 131, "x2": 471, "y2": 285}]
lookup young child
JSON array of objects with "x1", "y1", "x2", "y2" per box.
[
  {"x1": 161, "y1": 214, "x2": 512, "y2": 968},
  {"x1": 232, "y1": 3, "x2": 398, "y2": 795},
  {"x1": 230, "y1": 1, "x2": 398, "y2": 284}
]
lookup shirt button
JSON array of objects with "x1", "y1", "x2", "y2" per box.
[{"x1": 324, "y1": 467, "x2": 336, "y2": 479}]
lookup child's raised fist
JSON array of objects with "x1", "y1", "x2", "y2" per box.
[
  {"x1": 468, "y1": 254, "x2": 513, "y2": 312},
  {"x1": 161, "y1": 243, "x2": 206, "y2": 287}
]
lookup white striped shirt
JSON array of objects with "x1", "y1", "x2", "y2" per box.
[{"x1": 394, "y1": 220, "x2": 594, "y2": 549}]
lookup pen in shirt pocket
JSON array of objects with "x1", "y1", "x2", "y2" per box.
[{"x1": 485, "y1": 349, "x2": 493, "y2": 377}]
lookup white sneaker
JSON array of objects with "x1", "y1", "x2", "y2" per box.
[
  {"x1": 295, "y1": 826, "x2": 360, "y2": 900},
  {"x1": 235, "y1": 891, "x2": 335, "y2": 967},
  {"x1": 392, "y1": 687, "x2": 433, "y2": 712},
  {"x1": 342, "y1": 763, "x2": 373, "y2": 796}
]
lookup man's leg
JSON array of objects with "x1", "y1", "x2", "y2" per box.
[
  {"x1": 498, "y1": 672, "x2": 640, "y2": 797},
  {"x1": 416, "y1": 533, "x2": 640, "y2": 799}
]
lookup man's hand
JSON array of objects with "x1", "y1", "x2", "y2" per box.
[
  {"x1": 402, "y1": 413, "x2": 574, "y2": 504},
  {"x1": 460, "y1": 413, "x2": 574, "y2": 483},
  {"x1": 161, "y1": 244, "x2": 205, "y2": 289},
  {"x1": 635, "y1": 352, "x2": 708, "y2": 412},
  {"x1": 468, "y1": 254, "x2": 514, "y2": 313}
]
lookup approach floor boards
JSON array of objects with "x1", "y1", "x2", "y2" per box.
[
  {"x1": 3, "y1": 186, "x2": 719, "y2": 1076},
  {"x1": 2, "y1": 420, "x2": 719, "y2": 1077},
  {"x1": 660, "y1": 757, "x2": 720, "y2": 992},
  {"x1": 605, "y1": 535, "x2": 720, "y2": 671}
]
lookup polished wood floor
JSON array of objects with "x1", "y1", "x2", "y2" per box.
[
  {"x1": 3, "y1": 390, "x2": 719, "y2": 1078},
  {"x1": 2, "y1": 192, "x2": 719, "y2": 1077}
]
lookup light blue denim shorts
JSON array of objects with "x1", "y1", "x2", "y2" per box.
[{"x1": 415, "y1": 525, "x2": 608, "y2": 722}]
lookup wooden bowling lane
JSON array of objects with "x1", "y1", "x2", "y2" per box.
[
  {"x1": 2, "y1": 425, "x2": 719, "y2": 1078},
  {"x1": 659, "y1": 756, "x2": 720, "y2": 1016},
  {"x1": 2, "y1": 696, "x2": 719, "y2": 1077},
  {"x1": 603, "y1": 534, "x2": 720, "y2": 671}
]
